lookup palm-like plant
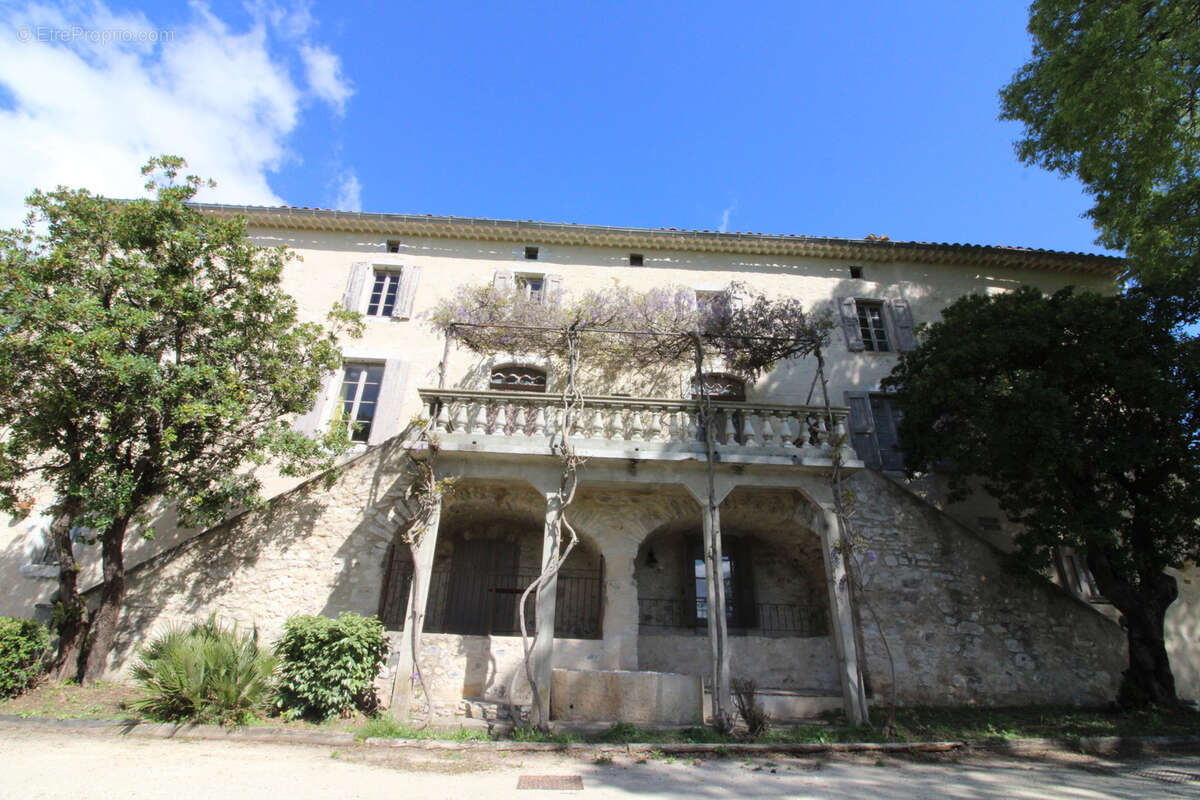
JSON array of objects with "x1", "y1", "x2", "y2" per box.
[{"x1": 130, "y1": 617, "x2": 276, "y2": 725}]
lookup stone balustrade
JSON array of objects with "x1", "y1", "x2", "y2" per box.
[{"x1": 418, "y1": 388, "x2": 859, "y2": 468}]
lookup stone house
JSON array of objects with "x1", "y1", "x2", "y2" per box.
[{"x1": 1, "y1": 206, "x2": 1196, "y2": 722}]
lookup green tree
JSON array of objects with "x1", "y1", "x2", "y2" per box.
[
  {"x1": 0, "y1": 157, "x2": 357, "y2": 680},
  {"x1": 999, "y1": 0, "x2": 1200, "y2": 316},
  {"x1": 883, "y1": 287, "x2": 1200, "y2": 706}
]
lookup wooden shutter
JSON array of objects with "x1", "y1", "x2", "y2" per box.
[
  {"x1": 871, "y1": 395, "x2": 904, "y2": 470},
  {"x1": 393, "y1": 265, "x2": 420, "y2": 319},
  {"x1": 844, "y1": 391, "x2": 880, "y2": 468},
  {"x1": 493, "y1": 269, "x2": 515, "y2": 293},
  {"x1": 342, "y1": 262, "x2": 370, "y2": 313},
  {"x1": 544, "y1": 273, "x2": 563, "y2": 302},
  {"x1": 888, "y1": 298, "x2": 917, "y2": 352},
  {"x1": 292, "y1": 371, "x2": 337, "y2": 435},
  {"x1": 838, "y1": 297, "x2": 865, "y2": 351},
  {"x1": 367, "y1": 358, "x2": 409, "y2": 444}
]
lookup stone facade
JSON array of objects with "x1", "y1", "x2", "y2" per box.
[{"x1": 3, "y1": 207, "x2": 1192, "y2": 713}]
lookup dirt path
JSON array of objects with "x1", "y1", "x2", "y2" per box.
[{"x1": 2, "y1": 728, "x2": 1199, "y2": 799}]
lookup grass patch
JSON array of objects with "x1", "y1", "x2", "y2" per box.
[
  {"x1": 355, "y1": 716, "x2": 488, "y2": 742},
  {"x1": 881, "y1": 705, "x2": 1200, "y2": 743}
]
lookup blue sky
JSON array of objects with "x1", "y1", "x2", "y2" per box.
[{"x1": 0, "y1": 1, "x2": 1113, "y2": 255}]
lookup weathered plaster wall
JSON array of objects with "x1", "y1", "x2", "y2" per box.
[{"x1": 846, "y1": 469, "x2": 1127, "y2": 706}]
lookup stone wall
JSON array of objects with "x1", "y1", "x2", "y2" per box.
[
  {"x1": 846, "y1": 469, "x2": 1127, "y2": 706},
  {"x1": 110, "y1": 428, "x2": 1130, "y2": 713},
  {"x1": 639, "y1": 633, "x2": 840, "y2": 694}
]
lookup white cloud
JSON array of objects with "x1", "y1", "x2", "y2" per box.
[
  {"x1": 0, "y1": 2, "x2": 353, "y2": 225},
  {"x1": 334, "y1": 170, "x2": 361, "y2": 212},
  {"x1": 300, "y1": 44, "x2": 352, "y2": 116},
  {"x1": 719, "y1": 202, "x2": 737, "y2": 233}
]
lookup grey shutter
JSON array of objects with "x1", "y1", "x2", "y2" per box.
[
  {"x1": 838, "y1": 297, "x2": 865, "y2": 351},
  {"x1": 871, "y1": 395, "x2": 904, "y2": 470},
  {"x1": 544, "y1": 273, "x2": 563, "y2": 303},
  {"x1": 888, "y1": 298, "x2": 917, "y2": 352},
  {"x1": 844, "y1": 391, "x2": 880, "y2": 468},
  {"x1": 342, "y1": 262, "x2": 370, "y2": 313},
  {"x1": 393, "y1": 265, "x2": 420, "y2": 319},
  {"x1": 293, "y1": 371, "x2": 337, "y2": 435},
  {"x1": 493, "y1": 270, "x2": 515, "y2": 293},
  {"x1": 368, "y1": 358, "x2": 410, "y2": 444}
]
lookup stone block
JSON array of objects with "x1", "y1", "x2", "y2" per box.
[{"x1": 550, "y1": 668, "x2": 702, "y2": 725}]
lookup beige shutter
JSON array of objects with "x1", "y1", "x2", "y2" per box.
[
  {"x1": 544, "y1": 273, "x2": 563, "y2": 302},
  {"x1": 393, "y1": 265, "x2": 421, "y2": 319},
  {"x1": 368, "y1": 358, "x2": 410, "y2": 444},
  {"x1": 888, "y1": 298, "x2": 917, "y2": 352},
  {"x1": 292, "y1": 371, "x2": 338, "y2": 435},
  {"x1": 493, "y1": 270, "x2": 515, "y2": 293},
  {"x1": 843, "y1": 391, "x2": 879, "y2": 468},
  {"x1": 342, "y1": 262, "x2": 370, "y2": 313},
  {"x1": 838, "y1": 297, "x2": 865, "y2": 352}
]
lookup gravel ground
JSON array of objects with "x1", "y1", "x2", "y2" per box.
[{"x1": 2, "y1": 728, "x2": 1199, "y2": 799}]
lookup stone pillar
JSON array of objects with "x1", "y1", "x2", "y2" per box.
[
  {"x1": 387, "y1": 495, "x2": 443, "y2": 719},
  {"x1": 817, "y1": 502, "x2": 870, "y2": 725},
  {"x1": 531, "y1": 489, "x2": 562, "y2": 727}
]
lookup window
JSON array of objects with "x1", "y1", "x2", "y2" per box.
[
  {"x1": 849, "y1": 265, "x2": 863, "y2": 279},
  {"x1": 837, "y1": 297, "x2": 917, "y2": 353},
  {"x1": 690, "y1": 372, "x2": 746, "y2": 401},
  {"x1": 856, "y1": 300, "x2": 890, "y2": 352},
  {"x1": 516, "y1": 274, "x2": 545, "y2": 302},
  {"x1": 629, "y1": 253, "x2": 644, "y2": 266},
  {"x1": 386, "y1": 239, "x2": 401, "y2": 253},
  {"x1": 688, "y1": 538, "x2": 755, "y2": 628},
  {"x1": 845, "y1": 391, "x2": 905, "y2": 470},
  {"x1": 342, "y1": 262, "x2": 420, "y2": 319},
  {"x1": 340, "y1": 363, "x2": 384, "y2": 442},
  {"x1": 366, "y1": 269, "x2": 403, "y2": 316},
  {"x1": 1056, "y1": 548, "x2": 1103, "y2": 602},
  {"x1": 490, "y1": 364, "x2": 547, "y2": 393},
  {"x1": 524, "y1": 245, "x2": 539, "y2": 260}
]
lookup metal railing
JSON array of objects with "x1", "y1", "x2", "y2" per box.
[
  {"x1": 638, "y1": 597, "x2": 829, "y2": 638},
  {"x1": 379, "y1": 563, "x2": 603, "y2": 639}
]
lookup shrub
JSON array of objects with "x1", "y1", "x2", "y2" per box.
[
  {"x1": 129, "y1": 617, "x2": 276, "y2": 725},
  {"x1": 731, "y1": 677, "x2": 772, "y2": 736},
  {"x1": 275, "y1": 612, "x2": 388, "y2": 720},
  {"x1": 0, "y1": 616, "x2": 49, "y2": 697}
]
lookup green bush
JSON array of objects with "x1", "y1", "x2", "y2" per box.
[
  {"x1": 275, "y1": 612, "x2": 388, "y2": 720},
  {"x1": 0, "y1": 616, "x2": 49, "y2": 697},
  {"x1": 129, "y1": 617, "x2": 276, "y2": 725}
]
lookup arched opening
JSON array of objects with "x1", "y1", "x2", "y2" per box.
[
  {"x1": 633, "y1": 491, "x2": 839, "y2": 695},
  {"x1": 378, "y1": 508, "x2": 603, "y2": 639},
  {"x1": 635, "y1": 527, "x2": 828, "y2": 637}
]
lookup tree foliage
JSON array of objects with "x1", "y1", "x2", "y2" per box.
[
  {"x1": 884, "y1": 287, "x2": 1200, "y2": 704},
  {"x1": 1000, "y1": 1, "x2": 1200, "y2": 311},
  {"x1": 0, "y1": 156, "x2": 358, "y2": 679}
]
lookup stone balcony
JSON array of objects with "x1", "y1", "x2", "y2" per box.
[{"x1": 419, "y1": 388, "x2": 861, "y2": 469}]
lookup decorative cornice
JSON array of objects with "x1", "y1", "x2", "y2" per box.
[{"x1": 193, "y1": 203, "x2": 1124, "y2": 276}]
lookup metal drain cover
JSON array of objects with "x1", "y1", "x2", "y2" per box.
[{"x1": 517, "y1": 775, "x2": 584, "y2": 790}]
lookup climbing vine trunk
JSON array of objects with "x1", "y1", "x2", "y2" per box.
[{"x1": 693, "y1": 336, "x2": 732, "y2": 730}]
